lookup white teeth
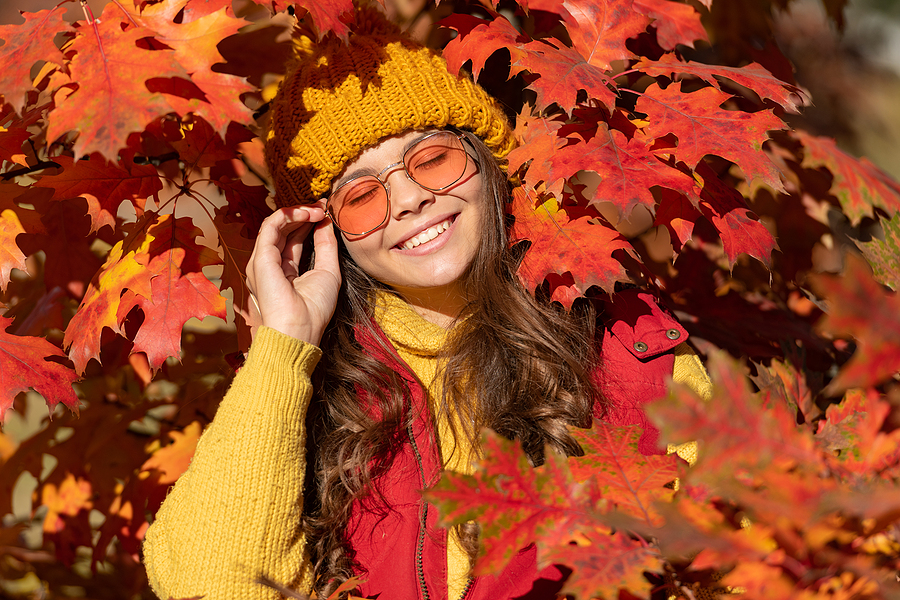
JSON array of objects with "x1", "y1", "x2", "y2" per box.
[{"x1": 402, "y1": 219, "x2": 452, "y2": 250}]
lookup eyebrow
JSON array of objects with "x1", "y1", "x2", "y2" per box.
[{"x1": 330, "y1": 131, "x2": 439, "y2": 193}]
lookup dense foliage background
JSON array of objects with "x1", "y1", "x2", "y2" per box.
[{"x1": 1, "y1": 0, "x2": 899, "y2": 598}]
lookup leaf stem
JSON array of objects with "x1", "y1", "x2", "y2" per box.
[{"x1": 1, "y1": 161, "x2": 62, "y2": 181}]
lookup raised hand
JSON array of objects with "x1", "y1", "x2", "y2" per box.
[{"x1": 245, "y1": 206, "x2": 341, "y2": 347}]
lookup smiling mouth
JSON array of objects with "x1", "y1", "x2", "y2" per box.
[{"x1": 399, "y1": 216, "x2": 456, "y2": 250}]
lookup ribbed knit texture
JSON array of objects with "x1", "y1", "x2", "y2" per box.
[
  {"x1": 265, "y1": 7, "x2": 515, "y2": 207},
  {"x1": 144, "y1": 298, "x2": 712, "y2": 600}
]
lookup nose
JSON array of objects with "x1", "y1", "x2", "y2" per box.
[{"x1": 386, "y1": 170, "x2": 435, "y2": 219}]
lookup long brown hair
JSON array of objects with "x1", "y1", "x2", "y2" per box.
[{"x1": 303, "y1": 131, "x2": 605, "y2": 595}]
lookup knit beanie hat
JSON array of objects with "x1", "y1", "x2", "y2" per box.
[{"x1": 264, "y1": 7, "x2": 515, "y2": 207}]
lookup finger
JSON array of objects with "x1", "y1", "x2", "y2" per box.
[{"x1": 311, "y1": 218, "x2": 341, "y2": 277}]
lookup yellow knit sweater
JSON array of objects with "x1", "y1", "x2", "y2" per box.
[{"x1": 143, "y1": 294, "x2": 711, "y2": 600}]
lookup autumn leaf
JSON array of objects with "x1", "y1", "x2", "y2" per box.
[
  {"x1": 569, "y1": 422, "x2": 677, "y2": 525},
  {"x1": 653, "y1": 189, "x2": 701, "y2": 251},
  {"x1": 441, "y1": 14, "x2": 526, "y2": 80},
  {"x1": 32, "y1": 154, "x2": 161, "y2": 233},
  {"x1": 632, "y1": 0, "x2": 708, "y2": 50},
  {"x1": 637, "y1": 54, "x2": 806, "y2": 113},
  {"x1": 141, "y1": 421, "x2": 202, "y2": 485},
  {"x1": 121, "y1": 1, "x2": 255, "y2": 134},
  {"x1": 46, "y1": 3, "x2": 190, "y2": 161},
  {"x1": 0, "y1": 206, "x2": 28, "y2": 293},
  {"x1": 41, "y1": 473, "x2": 92, "y2": 534},
  {"x1": 636, "y1": 83, "x2": 786, "y2": 189},
  {"x1": 0, "y1": 9, "x2": 72, "y2": 114},
  {"x1": 0, "y1": 314, "x2": 79, "y2": 419},
  {"x1": 856, "y1": 212, "x2": 900, "y2": 291},
  {"x1": 810, "y1": 254, "x2": 900, "y2": 393},
  {"x1": 117, "y1": 214, "x2": 226, "y2": 370},
  {"x1": 796, "y1": 130, "x2": 900, "y2": 225},
  {"x1": 541, "y1": 531, "x2": 660, "y2": 600},
  {"x1": 425, "y1": 429, "x2": 591, "y2": 575},
  {"x1": 511, "y1": 189, "x2": 631, "y2": 302},
  {"x1": 63, "y1": 239, "x2": 154, "y2": 374},
  {"x1": 271, "y1": 0, "x2": 354, "y2": 41}
]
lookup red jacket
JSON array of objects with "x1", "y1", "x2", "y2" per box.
[{"x1": 347, "y1": 290, "x2": 687, "y2": 600}]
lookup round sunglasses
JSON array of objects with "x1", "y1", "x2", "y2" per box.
[{"x1": 326, "y1": 131, "x2": 475, "y2": 236}]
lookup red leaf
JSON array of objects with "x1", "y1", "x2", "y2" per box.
[
  {"x1": 569, "y1": 423, "x2": 678, "y2": 525},
  {"x1": 0, "y1": 9, "x2": 72, "y2": 114},
  {"x1": 46, "y1": 4, "x2": 189, "y2": 161},
  {"x1": 529, "y1": 0, "x2": 650, "y2": 71},
  {"x1": 511, "y1": 189, "x2": 631, "y2": 302},
  {"x1": 637, "y1": 54, "x2": 806, "y2": 113},
  {"x1": 0, "y1": 314, "x2": 79, "y2": 419},
  {"x1": 117, "y1": 214, "x2": 226, "y2": 370},
  {"x1": 694, "y1": 162, "x2": 779, "y2": 268},
  {"x1": 653, "y1": 189, "x2": 701, "y2": 251},
  {"x1": 636, "y1": 83, "x2": 786, "y2": 189},
  {"x1": 541, "y1": 531, "x2": 659, "y2": 599},
  {"x1": 796, "y1": 130, "x2": 900, "y2": 225},
  {"x1": 632, "y1": 0, "x2": 708, "y2": 50},
  {"x1": 63, "y1": 241, "x2": 154, "y2": 374},
  {"x1": 441, "y1": 14, "x2": 526, "y2": 80},
  {"x1": 32, "y1": 154, "x2": 161, "y2": 233},
  {"x1": 121, "y1": 1, "x2": 255, "y2": 134},
  {"x1": 272, "y1": 0, "x2": 354, "y2": 41},
  {"x1": 810, "y1": 254, "x2": 900, "y2": 393},
  {"x1": 856, "y1": 212, "x2": 900, "y2": 291},
  {"x1": 514, "y1": 40, "x2": 617, "y2": 112}
]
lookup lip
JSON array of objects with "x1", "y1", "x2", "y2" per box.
[{"x1": 393, "y1": 213, "x2": 460, "y2": 254}]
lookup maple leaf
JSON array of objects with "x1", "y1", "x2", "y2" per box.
[
  {"x1": 63, "y1": 240, "x2": 154, "y2": 374},
  {"x1": 514, "y1": 40, "x2": 618, "y2": 112},
  {"x1": 856, "y1": 212, "x2": 900, "y2": 291},
  {"x1": 0, "y1": 314, "x2": 80, "y2": 419},
  {"x1": 117, "y1": 214, "x2": 226, "y2": 370},
  {"x1": 0, "y1": 206, "x2": 28, "y2": 293},
  {"x1": 46, "y1": 3, "x2": 190, "y2": 161},
  {"x1": 796, "y1": 130, "x2": 900, "y2": 225},
  {"x1": 541, "y1": 531, "x2": 660, "y2": 600},
  {"x1": 693, "y1": 162, "x2": 779, "y2": 268},
  {"x1": 632, "y1": 0, "x2": 708, "y2": 50},
  {"x1": 637, "y1": 54, "x2": 806, "y2": 113},
  {"x1": 32, "y1": 154, "x2": 160, "y2": 233},
  {"x1": 141, "y1": 421, "x2": 202, "y2": 485},
  {"x1": 653, "y1": 189, "x2": 701, "y2": 251},
  {"x1": 510, "y1": 189, "x2": 631, "y2": 303},
  {"x1": 425, "y1": 429, "x2": 591, "y2": 575},
  {"x1": 41, "y1": 473, "x2": 92, "y2": 534},
  {"x1": 0, "y1": 104, "x2": 35, "y2": 166},
  {"x1": 440, "y1": 14, "x2": 527, "y2": 80},
  {"x1": 0, "y1": 9, "x2": 72, "y2": 114},
  {"x1": 271, "y1": 0, "x2": 354, "y2": 41},
  {"x1": 636, "y1": 83, "x2": 786, "y2": 189},
  {"x1": 810, "y1": 254, "x2": 900, "y2": 394},
  {"x1": 529, "y1": 0, "x2": 650, "y2": 72},
  {"x1": 750, "y1": 358, "x2": 817, "y2": 423},
  {"x1": 121, "y1": 1, "x2": 255, "y2": 135},
  {"x1": 569, "y1": 422, "x2": 677, "y2": 525}
]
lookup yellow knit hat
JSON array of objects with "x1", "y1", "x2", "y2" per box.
[{"x1": 265, "y1": 8, "x2": 515, "y2": 207}]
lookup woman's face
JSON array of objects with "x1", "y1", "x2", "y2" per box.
[{"x1": 331, "y1": 130, "x2": 484, "y2": 298}]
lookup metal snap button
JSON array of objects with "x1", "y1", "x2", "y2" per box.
[
  {"x1": 633, "y1": 341, "x2": 648, "y2": 352},
  {"x1": 666, "y1": 328, "x2": 681, "y2": 340}
]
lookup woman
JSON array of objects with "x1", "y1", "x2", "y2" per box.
[{"x1": 143, "y1": 9, "x2": 710, "y2": 600}]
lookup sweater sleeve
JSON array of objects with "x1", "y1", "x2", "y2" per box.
[{"x1": 143, "y1": 326, "x2": 322, "y2": 600}]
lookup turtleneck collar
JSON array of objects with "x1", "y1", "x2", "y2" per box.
[{"x1": 374, "y1": 291, "x2": 451, "y2": 357}]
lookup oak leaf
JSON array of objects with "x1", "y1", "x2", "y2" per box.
[
  {"x1": 0, "y1": 207, "x2": 28, "y2": 293},
  {"x1": 0, "y1": 314, "x2": 80, "y2": 419},
  {"x1": 32, "y1": 154, "x2": 160, "y2": 233},
  {"x1": 46, "y1": 3, "x2": 190, "y2": 161},
  {"x1": 63, "y1": 240, "x2": 154, "y2": 374},
  {"x1": 511, "y1": 189, "x2": 631, "y2": 303},
  {"x1": 796, "y1": 130, "x2": 900, "y2": 225},
  {"x1": 636, "y1": 83, "x2": 786, "y2": 189},
  {"x1": 569, "y1": 422, "x2": 677, "y2": 525},
  {"x1": 514, "y1": 40, "x2": 617, "y2": 112},
  {"x1": 271, "y1": 0, "x2": 354, "y2": 41},
  {"x1": 810, "y1": 254, "x2": 900, "y2": 393},
  {"x1": 0, "y1": 9, "x2": 72, "y2": 114},
  {"x1": 632, "y1": 0, "x2": 708, "y2": 50},
  {"x1": 440, "y1": 14, "x2": 526, "y2": 80},
  {"x1": 653, "y1": 189, "x2": 701, "y2": 251}
]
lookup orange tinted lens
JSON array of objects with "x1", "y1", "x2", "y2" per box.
[
  {"x1": 405, "y1": 133, "x2": 467, "y2": 190},
  {"x1": 331, "y1": 177, "x2": 388, "y2": 234}
]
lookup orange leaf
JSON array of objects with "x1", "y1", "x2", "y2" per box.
[
  {"x1": 633, "y1": 0, "x2": 708, "y2": 50},
  {"x1": 141, "y1": 421, "x2": 202, "y2": 485},
  {"x1": 0, "y1": 207, "x2": 28, "y2": 293},
  {"x1": 272, "y1": 0, "x2": 354, "y2": 41},
  {"x1": 41, "y1": 473, "x2": 92, "y2": 534}
]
